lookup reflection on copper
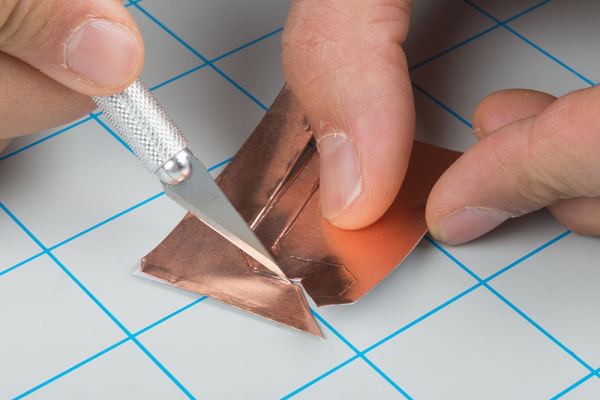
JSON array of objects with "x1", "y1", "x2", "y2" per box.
[
  {"x1": 141, "y1": 213, "x2": 321, "y2": 336},
  {"x1": 142, "y1": 85, "x2": 460, "y2": 335},
  {"x1": 142, "y1": 86, "x2": 321, "y2": 337},
  {"x1": 266, "y1": 140, "x2": 460, "y2": 305}
]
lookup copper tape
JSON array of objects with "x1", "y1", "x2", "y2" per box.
[{"x1": 141, "y1": 85, "x2": 460, "y2": 335}]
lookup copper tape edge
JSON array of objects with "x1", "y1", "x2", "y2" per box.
[{"x1": 141, "y1": 84, "x2": 461, "y2": 335}]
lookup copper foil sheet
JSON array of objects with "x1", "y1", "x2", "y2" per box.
[{"x1": 141, "y1": 85, "x2": 460, "y2": 335}]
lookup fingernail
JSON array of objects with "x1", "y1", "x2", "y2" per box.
[
  {"x1": 65, "y1": 20, "x2": 140, "y2": 88},
  {"x1": 436, "y1": 207, "x2": 512, "y2": 245},
  {"x1": 318, "y1": 133, "x2": 362, "y2": 220}
]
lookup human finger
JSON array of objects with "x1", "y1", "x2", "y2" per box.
[
  {"x1": 427, "y1": 86, "x2": 600, "y2": 245},
  {"x1": 472, "y1": 89, "x2": 557, "y2": 139},
  {"x1": 468, "y1": 88, "x2": 600, "y2": 236},
  {"x1": 548, "y1": 197, "x2": 600, "y2": 236},
  {"x1": 0, "y1": 53, "x2": 96, "y2": 140},
  {"x1": 282, "y1": 0, "x2": 415, "y2": 229},
  {"x1": 0, "y1": 0, "x2": 144, "y2": 96}
]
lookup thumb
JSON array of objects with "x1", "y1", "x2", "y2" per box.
[
  {"x1": 427, "y1": 86, "x2": 600, "y2": 245},
  {"x1": 282, "y1": 0, "x2": 415, "y2": 230},
  {"x1": 0, "y1": 0, "x2": 144, "y2": 96}
]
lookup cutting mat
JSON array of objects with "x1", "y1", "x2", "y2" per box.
[{"x1": 1, "y1": 0, "x2": 599, "y2": 398}]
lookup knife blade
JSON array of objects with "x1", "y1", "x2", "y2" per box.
[{"x1": 92, "y1": 78, "x2": 287, "y2": 280}]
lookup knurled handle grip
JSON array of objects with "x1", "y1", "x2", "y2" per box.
[{"x1": 92, "y1": 78, "x2": 189, "y2": 172}]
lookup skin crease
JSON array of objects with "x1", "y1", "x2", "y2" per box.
[
  {"x1": 0, "y1": 0, "x2": 143, "y2": 148},
  {"x1": 282, "y1": 0, "x2": 415, "y2": 230},
  {"x1": 438, "y1": 88, "x2": 600, "y2": 237},
  {"x1": 1, "y1": 0, "x2": 599, "y2": 244},
  {"x1": 427, "y1": 86, "x2": 600, "y2": 243},
  {"x1": 282, "y1": 0, "x2": 600, "y2": 243}
]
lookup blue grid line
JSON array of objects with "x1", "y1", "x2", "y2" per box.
[
  {"x1": 1, "y1": 2, "x2": 592, "y2": 398},
  {"x1": 0, "y1": 0, "x2": 559, "y2": 169},
  {"x1": 280, "y1": 282, "x2": 480, "y2": 398},
  {"x1": 408, "y1": 24, "x2": 501, "y2": 72},
  {"x1": 0, "y1": 192, "x2": 164, "y2": 278},
  {"x1": 280, "y1": 355, "x2": 360, "y2": 400},
  {"x1": 484, "y1": 230, "x2": 571, "y2": 282},
  {"x1": 126, "y1": 337, "x2": 194, "y2": 398},
  {"x1": 90, "y1": 25, "x2": 287, "y2": 157},
  {"x1": 0, "y1": 252, "x2": 44, "y2": 278},
  {"x1": 489, "y1": 282, "x2": 598, "y2": 374},
  {"x1": 13, "y1": 206, "x2": 566, "y2": 399},
  {"x1": 150, "y1": 63, "x2": 208, "y2": 91},
  {"x1": 412, "y1": 82, "x2": 472, "y2": 128},
  {"x1": 123, "y1": 0, "x2": 139, "y2": 7},
  {"x1": 211, "y1": 27, "x2": 284, "y2": 64},
  {"x1": 426, "y1": 236, "x2": 599, "y2": 378},
  {"x1": 0, "y1": 117, "x2": 93, "y2": 163},
  {"x1": 0, "y1": 201, "x2": 196, "y2": 400},
  {"x1": 209, "y1": 156, "x2": 234, "y2": 172},
  {"x1": 15, "y1": 296, "x2": 207, "y2": 399},
  {"x1": 311, "y1": 310, "x2": 413, "y2": 400},
  {"x1": 12, "y1": 0, "x2": 499, "y2": 175},
  {"x1": 551, "y1": 369, "x2": 600, "y2": 400},
  {"x1": 91, "y1": 114, "x2": 134, "y2": 154},
  {"x1": 151, "y1": 26, "x2": 283, "y2": 91},
  {"x1": 132, "y1": 2, "x2": 268, "y2": 111},
  {"x1": 409, "y1": 0, "x2": 593, "y2": 134},
  {"x1": 363, "y1": 230, "x2": 571, "y2": 354},
  {"x1": 362, "y1": 282, "x2": 481, "y2": 354},
  {"x1": 13, "y1": 338, "x2": 131, "y2": 400},
  {"x1": 1, "y1": 147, "x2": 231, "y2": 394},
  {"x1": 134, "y1": 296, "x2": 207, "y2": 337},
  {"x1": 408, "y1": 0, "x2": 555, "y2": 72},
  {"x1": 0, "y1": 203, "x2": 47, "y2": 251},
  {"x1": 47, "y1": 192, "x2": 165, "y2": 251},
  {"x1": 1, "y1": 153, "x2": 231, "y2": 281},
  {"x1": 503, "y1": 26, "x2": 595, "y2": 86},
  {"x1": 463, "y1": 0, "x2": 595, "y2": 86},
  {"x1": 502, "y1": 0, "x2": 555, "y2": 24},
  {"x1": 0, "y1": 19, "x2": 279, "y2": 163},
  {"x1": 285, "y1": 229, "x2": 572, "y2": 397}
]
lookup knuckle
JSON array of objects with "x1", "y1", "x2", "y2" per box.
[
  {"x1": 282, "y1": 0, "x2": 411, "y2": 88},
  {"x1": 282, "y1": 0, "x2": 410, "y2": 62},
  {"x1": 520, "y1": 175, "x2": 565, "y2": 206},
  {"x1": 364, "y1": 0, "x2": 412, "y2": 44},
  {"x1": 281, "y1": 3, "x2": 346, "y2": 66},
  {"x1": 0, "y1": 0, "x2": 55, "y2": 51},
  {"x1": 526, "y1": 90, "x2": 600, "y2": 200},
  {"x1": 523, "y1": 125, "x2": 572, "y2": 204}
]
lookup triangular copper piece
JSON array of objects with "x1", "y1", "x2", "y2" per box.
[
  {"x1": 142, "y1": 86, "x2": 322, "y2": 337},
  {"x1": 141, "y1": 213, "x2": 321, "y2": 336},
  {"x1": 141, "y1": 85, "x2": 461, "y2": 335}
]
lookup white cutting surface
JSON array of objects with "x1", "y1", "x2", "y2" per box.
[{"x1": 1, "y1": 0, "x2": 599, "y2": 399}]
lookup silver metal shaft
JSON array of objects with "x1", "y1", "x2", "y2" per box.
[{"x1": 92, "y1": 78, "x2": 288, "y2": 280}]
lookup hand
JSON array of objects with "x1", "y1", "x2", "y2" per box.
[
  {"x1": 0, "y1": 0, "x2": 144, "y2": 153},
  {"x1": 282, "y1": 0, "x2": 416, "y2": 230},
  {"x1": 282, "y1": 0, "x2": 600, "y2": 243},
  {"x1": 427, "y1": 87, "x2": 600, "y2": 245}
]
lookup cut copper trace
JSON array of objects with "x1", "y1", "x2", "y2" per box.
[{"x1": 141, "y1": 85, "x2": 461, "y2": 335}]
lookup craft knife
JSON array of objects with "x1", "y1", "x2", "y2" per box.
[{"x1": 93, "y1": 78, "x2": 287, "y2": 280}]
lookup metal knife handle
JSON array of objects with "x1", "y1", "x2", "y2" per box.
[{"x1": 92, "y1": 77, "x2": 189, "y2": 172}]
